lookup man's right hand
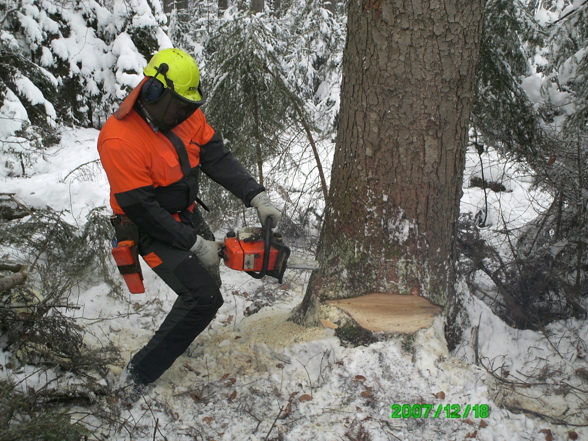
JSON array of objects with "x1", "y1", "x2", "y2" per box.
[
  {"x1": 251, "y1": 191, "x2": 282, "y2": 228},
  {"x1": 190, "y1": 236, "x2": 223, "y2": 267}
]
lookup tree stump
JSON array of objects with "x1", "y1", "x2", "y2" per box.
[{"x1": 326, "y1": 293, "x2": 442, "y2": 334}]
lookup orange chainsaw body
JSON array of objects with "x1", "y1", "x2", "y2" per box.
[{"x1": 223, "y1": 228, "x2": 280, "y2": 272}]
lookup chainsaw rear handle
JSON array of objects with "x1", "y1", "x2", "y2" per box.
[{"x1": 248, "y1": 216, "x2": 275, "y2": 280}]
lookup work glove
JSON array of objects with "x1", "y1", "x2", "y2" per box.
[
  {"x1": 190, "y1": 235, "x2": 223, "y2": 267},
  {"x1": 250, "y1": 191, "x2": 282, "y2": 228}
]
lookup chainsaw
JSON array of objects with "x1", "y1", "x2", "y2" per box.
[
  {"x1": 112, "y1": 217, "x2": 317, "y2": 294},
  {"x1": 222, "y1": 217, "x2": 317, "y2": 283}
]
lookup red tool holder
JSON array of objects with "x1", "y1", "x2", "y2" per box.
[{"x1": 111, "y1": 240, "x2": 145, "y2": 294}]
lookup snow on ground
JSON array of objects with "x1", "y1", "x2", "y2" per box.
[{"x1": 1, "y1": 128, "x2": 587, "y2": 440}]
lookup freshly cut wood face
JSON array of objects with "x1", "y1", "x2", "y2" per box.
[{"x1": 326, "y1": 293, "x2": 442, "y2": 334}]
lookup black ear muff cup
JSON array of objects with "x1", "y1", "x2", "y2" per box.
[{"x1": 142, "y1": 78, "x2": 165, "y2": 103}]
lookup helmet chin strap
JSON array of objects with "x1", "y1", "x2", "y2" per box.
[{"x1": 154, "y1": 63, "x2": 173, "y2": 89}]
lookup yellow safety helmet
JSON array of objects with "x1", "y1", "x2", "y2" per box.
[{"x1": 144, "y1": 48, "x2": 202, "y2": 102}]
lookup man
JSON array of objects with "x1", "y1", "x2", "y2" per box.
[{"x1": 98, "y1": 48, "x2": 281, "y2": 399}]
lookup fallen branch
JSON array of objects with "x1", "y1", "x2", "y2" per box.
[
  {"x1": 506, "y1": 406, "x2": 588, "y2": 427},
  {"x1": 0, "y1": 208, "x2": 30, "y2": 221},
  {"x1": 0, "y1": 272, "x2": 27, "y2": 292},
  {"x1": 0, "y1": 303, "x2": 80, "y2": 310},
  {"x1": 0, "y1": 263, "x2": 25, "y2": 272},
  {"x1": 0, "y1": 193, "x2": 34, "y2": 220}
]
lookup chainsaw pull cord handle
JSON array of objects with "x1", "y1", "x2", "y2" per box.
[{"x1": 249, "y1": 216, "x2": 274, "y2": 280}]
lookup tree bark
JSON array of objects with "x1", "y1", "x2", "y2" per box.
[{"x1": 292, "y1": 0, "x2": 485, "y2": 331}]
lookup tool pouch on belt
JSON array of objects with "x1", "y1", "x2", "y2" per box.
[{"x1": 110, "y1": 215, "x2": 144, "y2": 294}]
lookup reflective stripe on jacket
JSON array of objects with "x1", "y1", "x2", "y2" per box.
[{"x1": 98, "y1": 80, "x2": 264, "y2": 250}]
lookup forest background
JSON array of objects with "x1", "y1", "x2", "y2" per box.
[{"x1": 1, "y1": 0, "x2": 588, "y2": 439}]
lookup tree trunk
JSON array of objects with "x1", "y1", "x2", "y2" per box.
[
  {"x1": 163, "y1": 0, "x2": 191, "y2": 19},
  {"x1": 323, "y1": 0, "x2": 337, "y2": 15},
  {"x1": 292, "y1": 0, "x2": 485, "y2": 334},
  {"x1": 218, "y1": 0, "x2": 228, "y2": 13},
  {"x1": 251, "y1": 0, "x2": 264, "y2": 13}
]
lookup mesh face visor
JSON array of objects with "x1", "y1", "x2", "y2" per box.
[{"x1": 140, "y1": 84, "x2": 204, "y2": 131}]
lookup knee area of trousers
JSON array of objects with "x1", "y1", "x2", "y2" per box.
[
  {"x1": 201, "y1": 292, "x2": 223, "y2": 310},
  {"x1": 187, "y1": 288, "x2": 224, "y2": 311}
]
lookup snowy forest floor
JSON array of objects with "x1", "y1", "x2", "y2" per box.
[
  {"x1": 71, "y1": 267, "x2": 588, "y2": 441},
  {"x1": 1, "y1": 128, "x2": 587, "y2": 441}
]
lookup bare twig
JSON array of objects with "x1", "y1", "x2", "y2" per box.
[
  {"x1": 61, "y1": 159, "x2": 101, "y2": 183},
  {"x1": 0, "y1": 0, "x2": 22, "y2": 26},
  {"x1": 472, "y1": 320, "x2": 480, "y2": 365},
  {"x1": 291, "y1": 99, "x2": 329, "y2": 201},
  {"x1": 242, "y1": 406, "x2": 263, "y2": 434},
  {"x1": 264, "y1": 405, "x2": 284, "y2": 441},
  {"x1": 152, "y1": 418, "x2": 158, "y2": 441},
  {"x1": 264, "y1": 67, "x2": 329, "y2": 201}
]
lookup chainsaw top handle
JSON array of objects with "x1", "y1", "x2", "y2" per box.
[{"x1": 248, "y1": 216, "x2": 274, "y2": 280}]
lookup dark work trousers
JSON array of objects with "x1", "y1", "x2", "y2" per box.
[{"x1": 130, "y1": 208, "x2": 223, "y2": 385}]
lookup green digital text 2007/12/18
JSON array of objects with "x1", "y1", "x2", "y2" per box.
[{"x1": 390, "y1": 404, "x2": 490, "y2": 419}]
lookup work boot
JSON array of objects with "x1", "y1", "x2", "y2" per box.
[{"x1": 117, "y1": 363, "x2": 148, "y2": 405}]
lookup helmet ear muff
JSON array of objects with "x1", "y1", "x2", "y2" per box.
[{"x1": 141, "y1": 77, "x2": 165, "y2": 103}]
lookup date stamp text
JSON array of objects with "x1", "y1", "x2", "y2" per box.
[{"x1": 390, "y1": 404, "x2": 490, "y2": 419}]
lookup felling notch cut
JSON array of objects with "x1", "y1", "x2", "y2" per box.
[{"x1": 326, "y1": 293, "x2": 442, "y2": 334}]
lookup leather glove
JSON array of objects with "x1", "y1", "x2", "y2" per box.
[
  {"x1": 250, "y1": 191, "x2": 282, "y2": 228},
  {"x1": 190, "y1": 235, "x2": 223, "y2": 267}
]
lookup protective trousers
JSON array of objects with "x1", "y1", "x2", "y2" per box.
[{"x1": 130, "y1": 209, "x2": 223, "y2": 385}]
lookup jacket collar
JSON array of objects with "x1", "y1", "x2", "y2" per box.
[{"x1": 114, "y1": 77, "x2": 149, "y2": 120}]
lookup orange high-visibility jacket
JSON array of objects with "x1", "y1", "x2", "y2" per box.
[{"x1": 98, "y1": 79, "x2": 264, "y2": 250}]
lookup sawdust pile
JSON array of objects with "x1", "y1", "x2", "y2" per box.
[{"x1": 239, "y1": 311, "x2": 330, "y2": 347}]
